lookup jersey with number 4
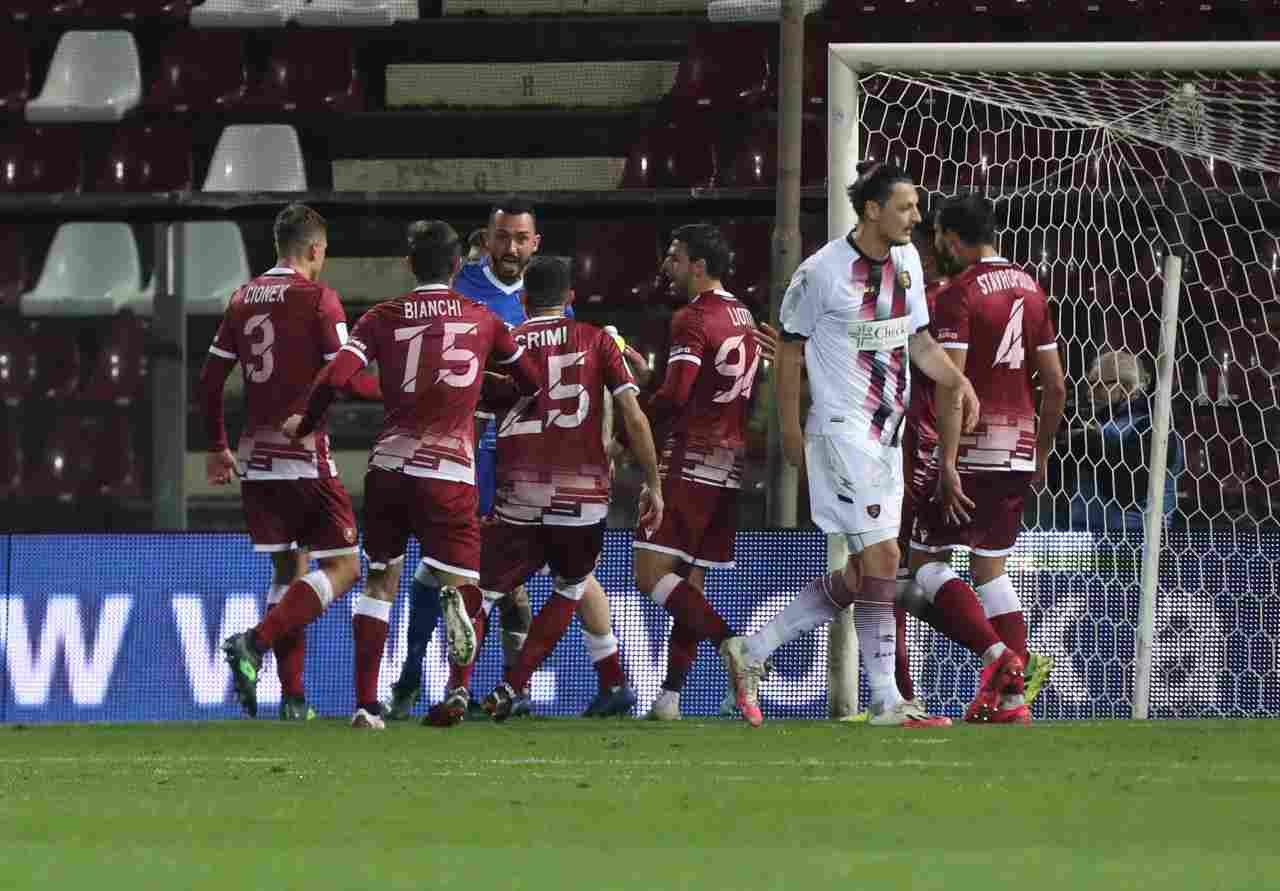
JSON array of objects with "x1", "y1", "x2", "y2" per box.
[
  {"x1": 490, "y1": 314, "x2": 638, "y2": 525},
  {"x1": 663, "y1": 289, "x2": 760, "y2": 489},
  {"x1": 932, "y1": 256, "x2": 1058, "y2": 472},
  {"x1": 209, "y1": 266, "x2": 348, "y2": 479},
  {"x1": 342, "y1": 283, "x2": 525, "y2": 485}
]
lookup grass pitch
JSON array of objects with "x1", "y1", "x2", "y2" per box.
[{"x1": 1, "y1": 719, "x2": 1276, "y2": 890}]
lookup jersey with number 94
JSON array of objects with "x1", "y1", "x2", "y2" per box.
[
  {"x1": 663, "y1": 289, "x2": 761, "y2": 489},
  {"x1": 341, "y1": 283, "x2": 526, "y2": 485},
  {"x1": 209, "y1": 266, "x2": 349, "y2": 479},
  {"x1": 487, "y1": 314, "x2": 639, "y2": 525},
  {"x1": 932, "y1": 257, "x2": 1058, "y2": 472}
]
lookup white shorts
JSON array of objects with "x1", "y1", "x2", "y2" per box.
[{"x1": 805, "y1": 433, "x2": 903, "y2": 554}]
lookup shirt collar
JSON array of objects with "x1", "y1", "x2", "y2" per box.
[
  {"x1": 264, "y1": 266, "x2": 295, "y2": 276},
  {"x1": 412, "y1": 283, "x2": 451, "y2": 292}
]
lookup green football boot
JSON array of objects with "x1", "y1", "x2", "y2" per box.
[
  {"x1": 279, "y1": 695, "x2": 316, "y2": 721},
  {"x1": 221, "y1": 632, "x2": 262, "y2": 718},
  {"x1": 1024, "y1": 651, "x2": 1055, "y2": 706},
  {"x1": 383, "y1": 681, "x2": 421, "y2": 721}
]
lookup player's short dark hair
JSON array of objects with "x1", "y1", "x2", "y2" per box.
[
  {"x1": 406, "y1": 219, "x2": 461, "y2": 282},
  {"x1": 524, "y1": 255, "x2": 572, "y2": 311},
  {"x1": 846, "y1": 160, "x2": 914, "y2": 215},
  {"x1": 273, "y1": 203, "x2": 326, "y2": 258},
  {"x1": 936, "y1": 193, "x2": 998, "y2": 246},
  {"x1": 490, "y1": 195, "x2": 538, "y2": 230},
  {"x1": 467, "y1": 227, "x2": 488, "y2": 250},
  {"x1": 671, "y1": 223, "x2": 732, "y2": 279}
]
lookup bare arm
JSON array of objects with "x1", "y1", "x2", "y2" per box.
[
  {"x1": 197, "y1": 354, "x2": 238, "y2": 485},
  {"x1": 927, "y1": 340, "x2": 977, "y2": 524},
  {"x1": 615, "y1": 388, "x2": 664, "y2": 534},
  {"x1": 1032, "y1": 344, "x2": 1068, "y2": 486},
  {"x1": 776, "y1": 336, "x2": 806, "y2": 467},
  {"x1": 909, "y1": 329, "x2": 979, "y2": 433}
]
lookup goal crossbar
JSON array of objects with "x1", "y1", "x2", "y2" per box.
[{"x1": 830, "y1": 41, "x2": 1280, "y2": 73}]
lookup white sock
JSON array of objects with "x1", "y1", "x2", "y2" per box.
[
  {"x1": 583, "y1": 630, "x2": 618, "y2": 663},
  {"x1": 854, "y1": 602, "x2": 901, "y2": 711},
  {"x1": 266, "y1": 584, "x2": 289, "y2": 607},
  {"x1": 743, "y1": 577, "x2": 838, "y2": 664}
]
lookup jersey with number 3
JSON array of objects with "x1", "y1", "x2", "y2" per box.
[
  {"x1": 209, "y1": 266, "x2": 349, "y2": 479},
  {"x1": 663, "y1": 289, "x2": 760, "y2": 489},
  {"x1": 932, "y1": 256, "x2": 1058, "y2": 472},
  {"x1": 491, "y1": 314, "x2": 638, "y2": 525},
  {"x1": 342, "y1": 283, "x2": 524, "y2": 485}
]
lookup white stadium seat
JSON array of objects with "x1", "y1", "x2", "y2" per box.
[
  {"x1": 124, "y1": 222, "x2": 251, "y2": 316},
  {"x1": 202, "y1": 124, "x2": 307, "y2": 192},
  {"x1": 25, "y1": 31, "x2": 141, "y2": 124},
  {"x1": 190, "y1": 0, "x2": 290, "y2": 28},
  {"x1": 21, "y1": 223, "x2": 142, "y2": 317},
  {"x1": 293, "y1": 0, "x2": 396, "y2": 27}
]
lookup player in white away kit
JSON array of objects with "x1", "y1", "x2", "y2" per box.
[
  {"x1": 907, "y1": 194, "x2": 1066, "y2": 724},
  {"x1": 721, "y1": 163, "x2": 984, "y2": 726}
]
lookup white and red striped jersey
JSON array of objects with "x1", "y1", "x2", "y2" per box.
[{"x1": 779, "y1": 236, "x2": 928, "y2": 447}]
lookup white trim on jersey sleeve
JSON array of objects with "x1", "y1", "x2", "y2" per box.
[
  {"x1": 942, "y1": 342, "x2": 969, "y2": 350},
  {"x1": 1036, "y1": 342, "x2": 1060, "y2": 351},
  {"x1": 667, "y1": 354, "x2": 701, "y2": 366},
  {"x1": 611, "y1": 382, "x2": 641, "y2": 397},
  {"x1": 339, "y1": 342, "x2": 369, "y2": 365},
  {"x1": 494, "y1": 344, "x2": 525, "y2": 365},
  {"x1": 208, "y1": 345, "x2": 236, "y2": 360}
]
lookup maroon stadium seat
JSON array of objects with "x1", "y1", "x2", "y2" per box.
[
  {"x1": 91, "y1": 412, "x2": 145, "y2": 497},
  {"x1": 79, "y1": 0, "x2": 192, "y2": 19},
  {"x1": 95, "y1": 126, "x2": 194, "y2": 192},
  {"x1": 572, "y1": 220, "x2": 660, "y2": 308},
  {"x1": 621, "y1": 119, "x2": 719, "y2": 189},
  {"x1": 28, "y1": 324, "x2": 81, "y2": 399},
  {"x1": 0, "y1": 128, "x2": 84, "y2": 193},
  {"x1": 0, "y1": 321, "x2": 36, "y2": 405},
  {"x1": 4, "y1": 0, "x2": 84, "y2": 18},
  {"x1": 0, "y1": 408, "x2": 20, "y2": 499},
  {"x1": 0, "y1": 30, "x2": 31, "y2": 113},
  {"x1": 728, "y1": 117, "x2": 826, "y2": 188},
  {"x1": 667, "y1": 26, "x2": 771, "y2": 113},
  {"x1": 248, "y1": 33, "x2": 365, "y2": 113},
  {"x1": 24, "y1": 414, "x2": 92, "y2": 502},
  {"x1": 145, "y1": 30, "x2": 248, "y2": 113},
  {"x1": 84, "y1": 311, "x2": 148, "y2": 404}
]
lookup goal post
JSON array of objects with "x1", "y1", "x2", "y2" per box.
[{"x1": 824, "y1": 41, "x2": 1280, "y2": 720}]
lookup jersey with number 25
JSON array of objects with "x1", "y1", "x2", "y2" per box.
[
  {"x1": 209, "y1": 265, "x2": 349, "y2": 479},
  {"x1": 341, "y1": 283, "x2": 526, "y2": 486},
  {"x1": 932, "y1": 256, "x2": 1057, "y2": 472}
]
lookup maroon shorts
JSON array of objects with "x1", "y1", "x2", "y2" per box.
[
  {"x1": 241, "y1": 477, "x2": 358, "y2": 558},
  {"x1": 362, "y1": 468, "x2": 480, "y2": 580},
  {"x1": 910, "y1": 465, "x2": 1033, "y2": 557},
  {"x1": 480, "y1": 519, "x2": 604, "y2": 594},
  {"x1": 633, "y1": 474, "x2": 738, "y2": 568}
]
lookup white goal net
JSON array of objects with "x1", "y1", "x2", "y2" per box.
[{"x1": 832, "y1": 43, "x2": 1280, "y2": 719}]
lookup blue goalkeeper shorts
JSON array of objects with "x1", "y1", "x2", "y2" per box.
[{"x1": 477, "y1": 445, "x2": 496, "y2": 517}]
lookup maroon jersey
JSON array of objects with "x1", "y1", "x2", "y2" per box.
[
  {"x1": 490, "y1": 313, "x2": 638, "y2": 526},
  {"x1": 932, "y1": 257, "x2": 1058, "y2": 472},
  {"x1": 662, "y1": 289, "x2": 760, "y2": 489},
  {"x1": 209, "y1": 266, "x2": 348, "y2": 479},
  {"x1": 906, "y1": 277, "x2": 949, "y2": 447},
  {"x1": 342, "y1": 283, "x2": 525, "y2": 485}
]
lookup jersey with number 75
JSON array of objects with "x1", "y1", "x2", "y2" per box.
[
  {"x1": 931, "y1": 256, "x2": 1058, "y2": 472},
  {"x1": 337, "y1": 283, "x2": 532, "y2": 486}
]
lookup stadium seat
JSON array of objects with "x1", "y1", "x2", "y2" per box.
[
  {"x1": 293, "y1": 0, "x2": 395, "y2": 26},
  {"x1": 0, "y1": 408, "x2": 20, "y2": 499},
  {"x1": 728, "y1": 117, "x2": 826, "y2": 188},
  {"x1": 84, "y1": 311, "x2": 148, "y2": 405},
  {"x1": 620, "y1": 120, "x2": 718, "y2": 189},
  {"x1": 202, "y1": 124, "x2": 307, "y2": 192},
  {"x1": 248, "y1": 33, "x2": 365, "y2": 112},
  {"x1": 25, "y1": 31, "x2": 142, "y2": 124},
  {"x1": 129, "y1": 221, "x2": 250, "y2": 315},
  {"x1": 95, "y1": 126, "x2": 194, "y2": 192},
  {"x1": 0, "y1": 31, "x2": 31, "y2": 113},
  {"x1": 90, "y1": 412, "x2": 145, "y2": 497},
  {"x1": 24, "y1": 414, "x2": 91, "y2": 502},
  {"x1": 0, "y1": 128, "x2": 85, "y2": 193},
  {"x1": 190, "y1": 0, "x2": 289, "y2": 28},
  {"x1": 667, "y1": 26, "x2": 771, "y2": 112},
  {"x1": 79, "y1": 0, "x2": 192, "y2": 17},
  {"x1": 145, "y1": 30, "x2": 249, "y2": 113},
  {"x1": 0, "y1": 322, "x2": 36, "y2": 405},
  {"x1": 21, "y1": 223, "x2": 142, "y2": 317},
  {"x1": 572, "y1": 220, "x2": 660, "y2": 307},
  {"x1": 28, "y1": 322, "x2": 82, "y2": 399},
  {"x1": 5, "y1": 0, "x2": 86, "y2": 18}
]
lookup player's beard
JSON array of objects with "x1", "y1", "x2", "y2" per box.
[
  {"x1": 934, "y1": 244, "x2": 965, "y2": 277},
  {"x1": 494, "y1": 253, "x2": 523, "y2": 283}
]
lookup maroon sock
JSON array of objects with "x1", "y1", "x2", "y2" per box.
[
  {"x1": 661, "y1": 621, "x2": 700, "y2": 692},
  {"x1": 894, "y1": 606, "x2": 914, "y2": 701},
  {"x1": 930, "y1": 578, "x2": 1002, "y2": 658},
  {"x1": 505, "y1": 594, "x2": 577, "y2": 692},
  {"x1": 273, "y1": 624, "x2": 306, "y2": 699},
  {"x1": 990, "y1": 611, "x2": 1028, "y2": 664},
  {"x1": 254, "y1": 579, "x2": 326, "y2": 650},
  {"x1": 662, "y1": 579, "x2": 733, "y2": 645},
  {"x1": 594, "y1": 652, "x2": 626, "y2": 692},
  {"x1": 352, "y1": 613, "x2": 388, "y2": 709}
]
